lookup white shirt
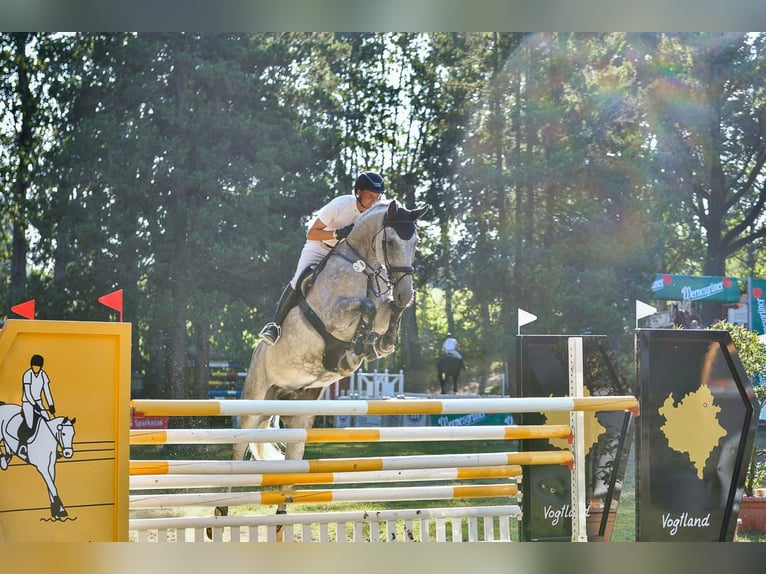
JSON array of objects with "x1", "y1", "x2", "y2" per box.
[
  {"x1": 443, "y1": 337, "x2": 459, "y2": 354},
  {"x1": 290, "y1": 194, "x2": 374, "y2": 288},
  {"x1": 312, "y1": 195, "x2": 365, "y2": 247}
]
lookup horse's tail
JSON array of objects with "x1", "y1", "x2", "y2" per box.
[
  {"x1": 251, "y1": 415, "x2": 285, "y2": 461},
  {"x1": 254, "y1": 441, "x2": 285, "y2": 461}
]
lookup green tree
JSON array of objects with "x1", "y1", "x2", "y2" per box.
[
  {"x1": 37, "y1": 33, "x2": 339, "y2": 397},
  {"x1": 642, "y1": 33, "x2": 766, "y2": 324},
  {"x1": 0, "y1": 33, "x2": 60, "y2": 308}
]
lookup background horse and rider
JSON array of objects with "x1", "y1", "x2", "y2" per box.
[
  {"x1": 437, "y1": 354, "x2": 464, "y2": 394},
  {"x1": 215, "y1": 198, "x2": 428, "y2": 525},
  {"x1": 0, "y1": 401, "x2": 76, "y2": 520},
  {"x1": 437, "y1": 331, "x2": 465, "y2": 393}
]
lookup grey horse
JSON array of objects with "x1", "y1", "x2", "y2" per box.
[{"x1": 215, "y1": 199, "x2": 428, "y2": 528}]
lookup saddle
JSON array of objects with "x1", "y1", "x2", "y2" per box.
[{"x1": 11, "y1": 411, "x2": 42, "y2": 457}]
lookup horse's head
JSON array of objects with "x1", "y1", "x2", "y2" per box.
[
  {"x1": 374, "y1": 200, "x2": 429, "y2": 308},
  {"x1": 54, "y1": 416, "x2": 76, "y2": 459}
]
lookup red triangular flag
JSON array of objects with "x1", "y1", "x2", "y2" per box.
[
  {"x1": 98, "y1": 289, "x2": 123, "y2": 321},
  {"x1": 11, "y1": 299, "x2": 35, "y2": 320}
]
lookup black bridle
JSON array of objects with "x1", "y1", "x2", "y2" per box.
[{"x1": 335, "y1": 221, "x2": 416, "y2": 301}]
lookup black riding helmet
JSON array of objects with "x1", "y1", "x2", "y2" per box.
[{"x1": 354, "y1": 171, "x2": 385, "y2": 194}]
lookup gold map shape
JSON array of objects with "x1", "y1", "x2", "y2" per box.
[{"x1": 658, "y1": 385, "x2": 726, "y2": 480}]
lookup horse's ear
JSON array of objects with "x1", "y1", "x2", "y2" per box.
[
  {"x1": 387, "y1": 200, "x2": 399, "y2": 219},
  {"x1": 70, "y1": 417, "x2": 76, "y2": 424},
  {"x1": 410, "y1": 204, "x2": 430, "y2": 221}
]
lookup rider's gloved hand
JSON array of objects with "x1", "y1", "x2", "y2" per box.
[
  {"x1": 334, "y1": 224, "x2": 354, "y2": 240},
  {"x1": 49, "y1": 404, "x2": 56, "y2": 416}
]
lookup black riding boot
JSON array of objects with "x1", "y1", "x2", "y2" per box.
[
  {"x1": 17, "y1": 419, "x2": 33, "y2": 458},
  {"x1": 259, "y1": 284, "x2": 298, "y2": 346}
]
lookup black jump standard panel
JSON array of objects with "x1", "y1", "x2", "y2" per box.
[
  {"x1": 517, "y1": 335, "x2": 633, "y2": 542},
  {"x1": 636, "y1": 329, "x2": 759, "y2": 541}
]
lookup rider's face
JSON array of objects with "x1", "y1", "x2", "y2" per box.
[{"x1": 356, "y1": 189, "x2": 382, "y2": 210}]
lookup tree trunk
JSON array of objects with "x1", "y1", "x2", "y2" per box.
[
  {"x1": 9, "y1": 33, "x2": 34, "y2": 306},
  {"x1": 194, "y1": 319, "x2": 211, "y2": 399},
  {"x1": 169, "y1": 203, "x2": 190, "y2": 400}
]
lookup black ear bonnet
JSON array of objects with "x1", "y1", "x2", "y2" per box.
[{"x1": 383, "y1": 203, "x2": 429, "y2": 240}]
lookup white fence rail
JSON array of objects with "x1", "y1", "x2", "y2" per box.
[{"x1": 130, "y1": 505, "x2": 520, "y2": 543}]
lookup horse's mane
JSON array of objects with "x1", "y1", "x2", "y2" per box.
[
  {"x1": 348, "y1": 200, "x2": 392, "y2": 237},
  {"x1": 359, "y1": 200, "x2": 391, "y2": 221}
]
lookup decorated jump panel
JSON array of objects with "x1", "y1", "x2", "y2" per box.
[
  {"x1": 0, "y1": 320, "x2": 131, "y2": 542},
  {"x1": 635, "y1": 329, "x2": 758, "y2": 541}
]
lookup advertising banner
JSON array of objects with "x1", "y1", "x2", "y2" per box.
[
  {"x1": 651, "y1": 274, "x2": 741, "y2": 302},
  {"x1": 750, "y1": 278, "x2": 766, "y2": 335}
]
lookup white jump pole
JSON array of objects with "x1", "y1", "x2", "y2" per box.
[
  {"x1": 130, "y1": 423, "x2": 573, "y2": 445},
  {"x1": 130, "y1": 483, "x2": 519, "y2": 509},
  {"x1": 131, "y1": 395, "x2": 639, "y2": 418}
]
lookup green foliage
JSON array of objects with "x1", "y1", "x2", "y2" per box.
[
  {"x1": 3, "y1": 32, "x2": 766, "y2": 404},
  {"x1": 709, "y1": 321, "x2": 766, "y2": 494}
]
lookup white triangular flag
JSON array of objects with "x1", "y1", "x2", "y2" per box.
[
  {"x1": 518, "y1": 308, "x2": 538, "y2": 334},
  {"x1": 636, "y1": 300, "x2": 657, "y2": 322}
]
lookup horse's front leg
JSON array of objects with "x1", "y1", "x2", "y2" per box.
[
  {"x1": 335, "y1": 297, "x2": 378, "y2": 375},
  {"x1": 38, "y1": 454, "x2": 67, "y2": 519},
  {"x1": 375, "y1": 303, "x2": 405, "y2": 356}
]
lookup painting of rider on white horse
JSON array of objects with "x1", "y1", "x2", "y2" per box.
[{"x1": 0, "y1": 354, "x2": 76, "y2": 521}]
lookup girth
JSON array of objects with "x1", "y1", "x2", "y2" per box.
[{"x1": 298, "y1": 299, "x2": 351, "y2": 373}]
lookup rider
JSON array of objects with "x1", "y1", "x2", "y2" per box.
[
  {"x1": 18, "y1": 354, "x2": 56, "y2": 458},
  {"x1": 442, "y1": 332, "x2": 464, "y2": 361},
  {"x1": 259, "y1": 171, "x2": 386, "y2": 346}
]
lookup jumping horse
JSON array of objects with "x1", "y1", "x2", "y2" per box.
[
  {"x1": 215, "y1": 199, "x2": 428, "y2": 527},
  {"x1": 0, "y1": 401, "x2": 76, "y2": 520}
]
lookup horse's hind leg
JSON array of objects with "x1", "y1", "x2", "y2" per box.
[
  {"x1": 274, "y1": 403, "x2": 318, "y2": 541},
  {"x1": 209, "y1": 412, "x2": 270, "y2": 539}
]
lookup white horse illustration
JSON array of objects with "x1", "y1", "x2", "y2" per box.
[{"x1": 0, "y1": 401, "x2": 76, "y2": 520}]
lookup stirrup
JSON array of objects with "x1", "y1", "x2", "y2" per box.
[{"x1": 259, "y1": 322, "x2": 281, "y2": 346}]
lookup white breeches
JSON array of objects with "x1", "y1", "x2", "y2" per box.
[{"x1": 290, "y1": 241, "x2": 332, "y2": 288}]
